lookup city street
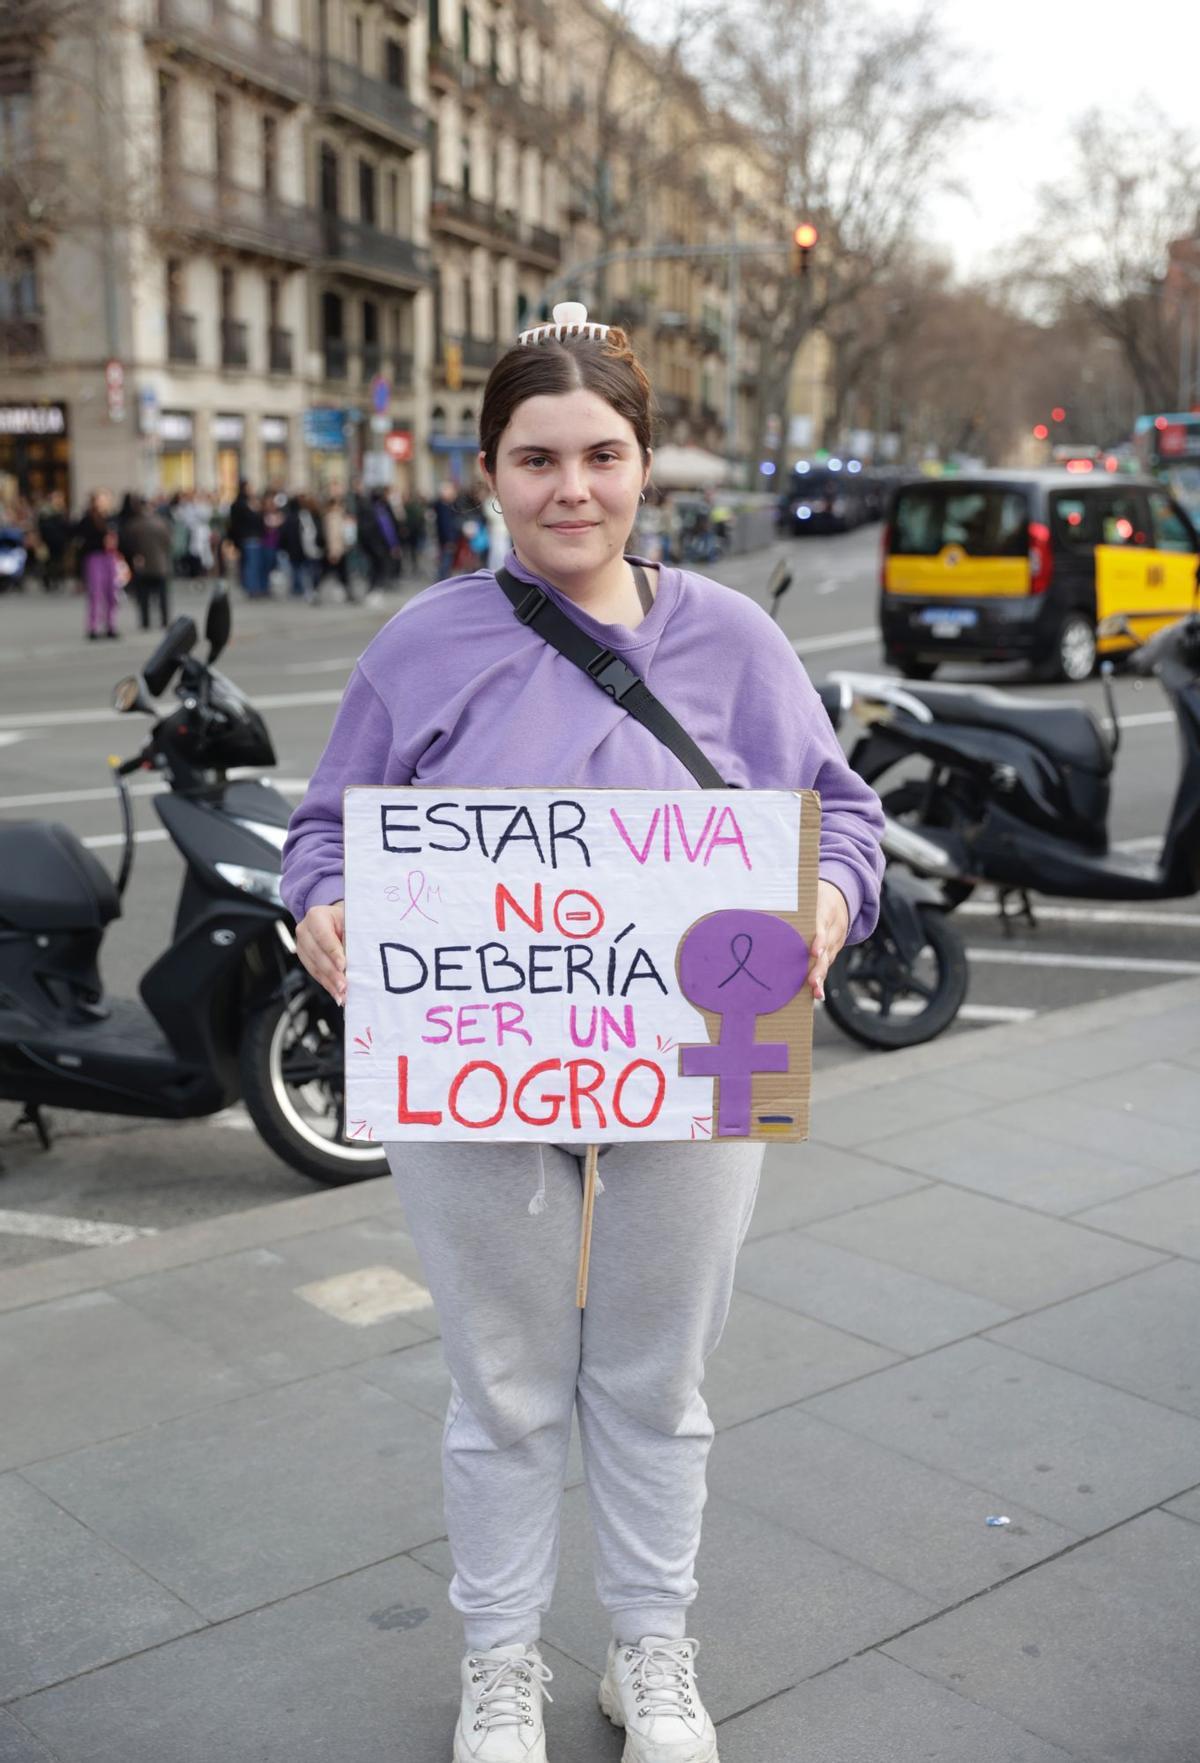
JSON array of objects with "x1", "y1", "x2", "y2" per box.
[{"x1": 0, "y1": 528, "x2": 1195, "y2": 1265}]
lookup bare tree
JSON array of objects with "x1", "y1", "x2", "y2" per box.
[
  {"x1": 1015, "y1": 106, "x2": 1200, "y2": 411},
  {"x1": 709, "y1": 0, "x2": 988, "y2": 473},
  {"x1": 561, "y1": 0, "x2": 735, "y2": 312}
]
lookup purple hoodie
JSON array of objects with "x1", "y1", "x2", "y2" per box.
[{"x1": 280, "y1": 550, "x2": 885, "y2": 941}]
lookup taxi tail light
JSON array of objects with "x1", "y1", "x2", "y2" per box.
[
  {"x1": 1028, "y1": 521, "x2": 1053, "y2": 593},
  {"x1": 879, "y1": 521, "x2": 892, "y2": 592}
]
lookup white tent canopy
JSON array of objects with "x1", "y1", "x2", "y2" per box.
[{"x1": 650, "y1": 444, "x2": 733, "y2": 490}]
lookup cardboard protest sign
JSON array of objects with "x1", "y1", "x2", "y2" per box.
[{"x1": 343, "y1": 787, "x2": 819, "y2": 1145}]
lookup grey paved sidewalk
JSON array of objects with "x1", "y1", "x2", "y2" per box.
[{"x1": 3, "y1": 980, "x2": 1199, "y2": 1763}]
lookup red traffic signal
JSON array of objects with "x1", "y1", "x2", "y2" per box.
[
  {"x1": 1051, "y1": 406, "x2": 1066, "y2": 423},
  {"x1": 1033, "y1": 423, "x2": 1049, "y2": 440},
  {"x1": 792, "y1": 221, "x2": 818, "y2": 276}
]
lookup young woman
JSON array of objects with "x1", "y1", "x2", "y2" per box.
[{"x1": 281, "y1": 308, "x2": 884, "y2": 1763}]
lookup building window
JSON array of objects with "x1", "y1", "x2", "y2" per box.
[
  {"x1": 385, "y1": 37, "x2": 406, "y2": 88},
  {"x1": 0, "y1": 250, "x2": 38, "y2": 319},
  {"x1": 262, "y1": 115, "x2": 277, "y2": 198},
  {"x1": 461, "y1": 7, "x2": 472, "y2": 60},
  {"x1": 157, "y1": 73, "x2": 178, "y2": 172},
  {"x1": 319, "y1": 143, "x2": 339, "y2": 214},
  {"x1": 429, "y1": 0, "x2": 440, "y2": 45},
  {"x1": 0, "y1": 79, "x2": 33, "y2": 162},
  {"x1": 352, "y1": 14, "x2": 364, "y2": 66},
  {"x1": 387, "y1": 170, "x2": 399, "y2": 232},
  {"x1": 362, "y1": 298, "x2": 380, "y2": 377},
  {"x1": 322, "y1": 289, "x2": 346, "y2": 379},
  {"x1": 358, "y1": 159, "x2": 376, "y2": 226},
  {"x1": 214, "y1": 92, "x2": 231, "y2": 186}
]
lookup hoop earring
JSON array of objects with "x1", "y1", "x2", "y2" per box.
[
  {"x1": 639, "y1": 491, "x2": 647, "y2": 503},
  {"x1": 490, "y1": 498, "x2": 502, "y2": 514}
]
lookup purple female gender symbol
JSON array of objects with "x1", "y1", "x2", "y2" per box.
[{"x1": 677, "y1": 910, "x2": 809, "y2": 1136}]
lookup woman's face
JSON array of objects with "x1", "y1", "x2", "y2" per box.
[{"x1": 482, "y1": 388, "x2": 650, "y2": 582}]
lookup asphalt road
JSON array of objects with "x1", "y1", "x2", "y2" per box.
[{"x1": 1, "y1": 529, "x2": 1195, "y2": 1266}]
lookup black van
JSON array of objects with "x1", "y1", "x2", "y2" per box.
[{"x1": 880, "y1": 469, "x2": 1199, "y2": 681}]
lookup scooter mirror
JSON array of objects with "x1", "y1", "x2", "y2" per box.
[
  {"x1": 205, "y1": 585, "x2": 231, "y2": 664},
  {"x1": 112, "y1": 674, "x2": 157, "y2": 715},
  {"x1": 143, "y1": 615, "x2": 198, "y2": 697}
]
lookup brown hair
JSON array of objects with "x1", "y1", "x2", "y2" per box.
[{"x1": 479, "y1": 327, "x2": 654, "y2": 472}]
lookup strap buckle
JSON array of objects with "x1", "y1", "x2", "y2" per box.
[
  {"x1": 513, "y1": 586, "x2": 548, "y2": 625},
  {"x1": 586, "y1": 649, "x2": 641, "y2": 703}
]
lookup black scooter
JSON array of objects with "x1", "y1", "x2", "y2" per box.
[
  {"x1": 0, "y1": 588, "x2": 386, "y2": 1185},
  {"x1": 835, "y1": 608, "x2": 1200, "y2": 911},
  {"x1": 768, "y1": 560, "x2": 970, "y2": 1048}
]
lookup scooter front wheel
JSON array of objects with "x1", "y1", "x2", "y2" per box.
[
  {"x1": 822, "y1": 905, "x2": 967, "y2": 1050},
  {"x1": 240, "y1": 987, "x2": 388, "y2": 1185}
]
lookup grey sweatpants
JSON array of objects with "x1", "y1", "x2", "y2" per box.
[{"x1": 385, "y1": 1138, "x2": 763, "y2": 1652}]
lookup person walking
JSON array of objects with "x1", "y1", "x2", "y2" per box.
[
  {"x1": 279, "y1": 306, "x2": 885, "y2": 1763},
  {"x1": 228, "y1": 479, "x2": 267, "y2": 597},
  {"x1": 75, "y1": 491, "x2": 122, "y2": 640},
  {"x1": 433, "y1": 479, "x2": 462, "y2": 580},
  {"x1": 36, "y1": 490, "x2": 71, "y2": 591},
  {"x1": 122, "y1": 494, "x2": 173, "y2": 629},
  {"x1": 279, "y1": 492, "x2": 324, "y2": 600},
  {"x1": 403, "y1": 489, "x2": 428, "y2": 575}
]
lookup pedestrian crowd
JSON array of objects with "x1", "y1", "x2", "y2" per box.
[{"x1": 0, "y1": 479, "x2": 511, "y2": 640}]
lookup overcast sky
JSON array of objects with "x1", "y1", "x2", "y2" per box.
[{"x1": 910, "y1": 0, "x2": 1197, "y2": 277}]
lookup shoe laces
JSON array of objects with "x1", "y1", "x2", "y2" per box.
[
  {"x1": 468, "y1": 1648, "x2": 554, "y2": 1732},
  {"x1": 618, "y1": 1638, "x2": 700, "y2": 1719}
]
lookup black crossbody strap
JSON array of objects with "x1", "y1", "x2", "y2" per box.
[{"x1": 495, "y1": 567, "x2": 728, "y2": 789}]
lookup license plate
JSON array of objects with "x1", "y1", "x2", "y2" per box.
[{"x1": 918, "y1": 607, "x2": 977, "y2": 637}]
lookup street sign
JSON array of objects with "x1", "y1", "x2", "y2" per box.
[
  {"x1": 385, "y1": 428, "x2": 414, "y2": 462},
  {"x1": 370, "y1": 413, "x2": 390, "y2": 434},
  {"x1": 370, "y1": 373, "x2": 391, "y2": 414}
]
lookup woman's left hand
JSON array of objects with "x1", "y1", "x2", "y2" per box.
[{"x1": 806, "y1": 880, "x2": 851, "y2": 1001}]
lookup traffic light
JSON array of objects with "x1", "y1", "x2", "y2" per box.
[
  {"x1": 1051, "y1": 406, "x2": 1066, "y2": 423},
  {"x1": 1033, "y1": 423, "x2": 1049, "y2": 440},
  {"x1": 791, "y1": 222, "x2": 818, "y2": 276}
]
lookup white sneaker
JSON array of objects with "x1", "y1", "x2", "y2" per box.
[
  {"x1": 598, "y1": 1635, "x2": 718, "y2": 1763},
  {"x1": 452, "y1": 1642, "x2": 553, "y2": 1762}
]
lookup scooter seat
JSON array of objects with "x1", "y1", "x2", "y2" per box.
[
  {"x1": 903, "y1": 684, "x2": 1111, "y2": 774},
  {"x1": 0, "y1": 821, "x2": 122, "y2": 931}
]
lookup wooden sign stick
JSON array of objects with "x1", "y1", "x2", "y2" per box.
[{"x1": 576, "y1": 1144, "x2": 600, "y2": 1308}]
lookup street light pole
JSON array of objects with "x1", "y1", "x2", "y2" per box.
[{"x1": 724, "y1": 213, "x2": 740, "y2": 469}]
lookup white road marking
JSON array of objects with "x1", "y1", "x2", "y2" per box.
[
  {"x1": 959, "y1": 902, "x2": 1200, "y2": 930},
  {"x1": 281, "y1": 656, "x2": 358, "y2": 674},
  {"x1": 212, "y1": 1106, "x2": 255, "y2": 1131},
  {"x1": 1114, "y1": 836, "x2": 1163, "y2": 852},
  {"x1": 792, "y1": 626, "x2": 878, "y2": 657},
  {"x1": 0, "y1": 777, "x2": 309, "y2": 811},
  {"x1": 0, "y1": 691, "x2": 343, "y2": 732},
  {"x1": 0, "y1": 732, "x2": 29, "y2": 747},
  {"x1": 0, "y1": 1208, "x2": 159, "y2": 1246},
  {"x1": 82, "y1": 829, "x2": 169, "y2": 849},
  {"x1": 967, "y1": 947, "x2": 1200, "y2": 976},
  {"x1": 957, "y1": 1003, "x2": 1038, "y2": 1023}
]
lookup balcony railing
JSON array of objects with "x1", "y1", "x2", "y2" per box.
[
  {"x1": 392, "y1": 350, "x2": 414, "y2": 388},
  {"x1": 221, "y1": 317, "x2": 249, "y2": 369},
  {"x1": 317, "y1": 56, "x2": 430, "y2": 148},
  {"x1": 149, "y1": 0, "x2": 312, "y2": 103},
  {"x1": 462, "y1": 335, "x2": 499, "y2": 371},
  {"x1": 427, "y1": 39, "x2": 462, "y2": 84},
  {"x1": 268, "y1": 326, "x2": 293, "y2": 374},
  {"x1": 431, "y1": 185, "x2": 521, "y2": 245},
  {"x1": 162, "y1": 168, "x2": 323, "y2": 262},
  {"x1": 361, "y1": 343, "x2": 383, "y2": 381},
  {"x1": 0, "y1": 316, "x2": 45, "y2": 357},
  {"x1": 521, "y1": 221, "x2": 561, "y2": 262},
  {"x1": 167, "y1": 309, "x2": 198, "y2": 364},
  {"x1": 321, "y1": 214, "x2": 435, "y2": 284},
  {"x1": 324, "y1": 339, "x2": 349, "y2": 381}
]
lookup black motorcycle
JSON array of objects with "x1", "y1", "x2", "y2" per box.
[
  {"x1": 768, "y1": 561, "x2": 970, "y2": 1048},
  {"x1": 835, "y1": 608, "x2": 1200, "y2": 912},
  {"x1": 0, "y1": 588, "x2": 386, "y2": 1185}
]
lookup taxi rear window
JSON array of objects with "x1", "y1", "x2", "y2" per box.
[
  {"x1": 1050, "y1": 489, "x2": 1149, "y2": 550},
  {"x1": 891, "y1": 486, "x2": 1028, "y2": 557}
]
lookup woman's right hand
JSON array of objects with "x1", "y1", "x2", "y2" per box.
[{"x1": 295, "y1": 900, "x2": 346, "y2": 1005}]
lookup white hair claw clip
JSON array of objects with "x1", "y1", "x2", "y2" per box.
[{"x1": 517, "y1": 301, "x2": 610, "y2": 346}]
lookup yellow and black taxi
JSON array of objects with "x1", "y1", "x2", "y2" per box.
[{"x1": 880, "y1": 469, "x2": 1200, "y2": 682}]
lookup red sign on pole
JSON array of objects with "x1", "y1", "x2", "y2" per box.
[
  {"x1": 105, "y1": 359, "x2": 126, "y2": 425},
  {"x1": 385, "y1": 428, "x2": 414, "y2": 462}
]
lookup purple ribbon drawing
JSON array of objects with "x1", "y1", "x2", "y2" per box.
[{"x1": 678, "y1": 910, "x2": 809, "y2": 1136}]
